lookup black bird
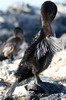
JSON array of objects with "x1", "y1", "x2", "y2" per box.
[
  {"x1": 0, "y1": 27, "x2": 23, "y2": 61},
  {"x1": 5, "y1": 1, "x2": 62, "y2": 98}
]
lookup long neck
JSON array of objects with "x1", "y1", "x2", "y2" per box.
[{"x1": 41, "y1": 16, "x2": 53, "y2": 36}]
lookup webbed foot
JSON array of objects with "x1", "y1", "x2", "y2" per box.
[{"x1": 35, "y1": 75, "x2": 49, "y2": 94}]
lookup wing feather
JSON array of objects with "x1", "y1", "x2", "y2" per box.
[
  {"x1": 46, "y1": 36, "x2": 63, "y2": 53},
  {"x1": 35, "y1": 36, "x2": 63, "y2": 60}
]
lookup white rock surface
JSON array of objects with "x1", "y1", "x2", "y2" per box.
[
  {"x1": 13, "y1": 86, "x2": 28, "y2": 96},
  {"x1": 0, "y1": 16, "x2": 5, "y2": 23},
  {"x1": 42, "y1": 50, "x2": 66, "y2": 79}
]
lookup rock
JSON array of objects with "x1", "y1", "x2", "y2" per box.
[
  {"x1": 13, "y1": 86, "x2": 27, "y2": 96},
  {"x1": 4, "y1": 81, "x2": 66, "y2": 100},
  {"x1": 0, "y1": 16, "x2": 5, "y2": 23},
  {"x1": 6, "y1": 2, "x2": 40, "y2": 15},
  {"x1": 1, "y1": 49, "x2": 66, "y2": 100},
  {"x1": 59, "y1": 33, "x2": 66, "y2": 48},
  {"x1": 41, "y1": 50, "x2": 66, "y2": 79},
  {"x1": 6, "y1": 2, "x2": 31, "y2": 14},
  {"x1": 56, "y1": 3, "x2": 66, "y2": 14},
  {"x1": 52, "y1": 15, "x2": 66, "y2": 37}
]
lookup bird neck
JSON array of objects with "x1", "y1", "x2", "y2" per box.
[{"x1": 42, "y1": 20, "x2": 53, "y2": 36}]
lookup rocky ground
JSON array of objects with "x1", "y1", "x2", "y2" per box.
[
  {"x1": 0, "y1": 1, "x2": 66, "y2": 100},
  {"x1": 0, "y1": 48, "x2": 66, "y2": 100}
]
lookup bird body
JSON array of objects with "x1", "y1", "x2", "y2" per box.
[
  {"x1": 15, "y1": 31, "x2": 62, "y2": 82},
  {"x1": 3, "y1": 36, "x2": 23, "y2": 58},
  {"x1": 0, "y1": 27, "x2": 23, "y2": 60},
  {"x1": 15, "y1": 0, "x2": 62, "y2": 84},
  {"x1": 5, "y1": 1, "x2": 63, "y2": 99}
]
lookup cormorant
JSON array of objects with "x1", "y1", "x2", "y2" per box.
[
  {"x1": 0, "y1": 27, "x2": 23, "y2": 61},
  {"x1": 5, "y1": 1, "x2": 62, "y2": 99}
]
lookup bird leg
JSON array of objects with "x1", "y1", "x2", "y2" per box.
[
  {"x1": 34, "y1": 75, "x2": 49, "y2": 94},
  {"x1": 5, "y1": 80, "x2": 18, "y2": 99}
]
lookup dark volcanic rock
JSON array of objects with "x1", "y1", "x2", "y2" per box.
[
  {"x1": 26, "y1": 82, "x2": 66, "y2": 94},
  {"x1": 52, "y1": 15, "x2": 66, "y2": 37},
  {"x1": 5, "y1": 81, "x2": 66, "y2": 100},
  {"x1": 25, "y1": 81, "x2": 66, "y2": 100}
]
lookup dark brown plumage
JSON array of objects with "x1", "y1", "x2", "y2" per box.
[
  {"x1": 15, "y1": 1, "x2": 58, "y2": 82},
  {"x1": 5, "y1": 1, "x2": 62, "y2": 99},
  {"x1": 0, "y1": 27, "x2": 23, "y2": 60}
]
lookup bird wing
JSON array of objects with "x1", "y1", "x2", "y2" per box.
[
  {"x1": 46, "y1": 36, "x2": 63, "y2": 53},
  {"x1": 35, "y1": 36, "x2": 63, "y2": 60},
  {"x1": 3, "y1": 43, "x2": 15, "y2": 57}
]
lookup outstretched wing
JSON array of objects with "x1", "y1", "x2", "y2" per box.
[
  {"x1": 46, "y1": 36, "x2": 63, "y2": 53},
  {"x1": 35, "y1": 36, "x2": 63, "y2": 60}
]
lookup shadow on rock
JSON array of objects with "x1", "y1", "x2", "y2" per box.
[
  {"x1": 26, "y1": 81, "x2": 66, "y2": 94},
  {"x1": 4, "y1": 81, "x2": 66, "y2": 100},
  {"x1": 0, "y1": 79, "x2": 11, "y2": 87}
]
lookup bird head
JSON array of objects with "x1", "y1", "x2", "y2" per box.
[
  {"x1": 14, "y1": 27, "x2": 23, "y2": 40},
  {"x1": 41, "y1": 1, "x2": 57, "y2": 24}
]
